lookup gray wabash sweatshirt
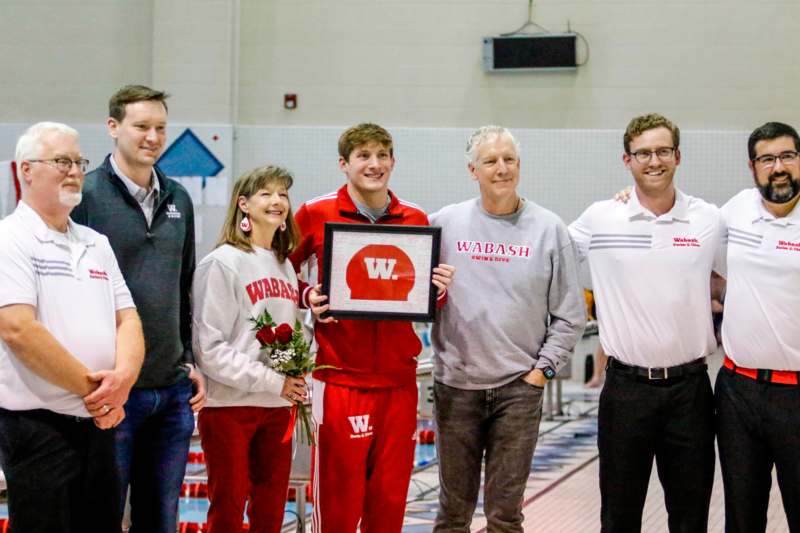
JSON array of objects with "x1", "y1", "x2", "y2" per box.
[{"x1": 429, "y1": 197, "x2": 586, "y2": 390}]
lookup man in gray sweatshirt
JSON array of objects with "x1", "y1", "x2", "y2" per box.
[{"x1": 430, "y1": 125, "x2": 586, "y2": 532}]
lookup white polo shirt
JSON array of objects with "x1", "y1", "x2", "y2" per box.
[
  {"x1": 0, "y1": 201, "x2": 135, "y2": 416},
  {"x1": 569, "y1": 188, "x2": 724, "y2": 368},
  {"x1": 721, "y1": 188, "x2": 800, "y2": 370}
]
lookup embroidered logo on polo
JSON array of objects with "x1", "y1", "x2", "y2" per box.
[
  {"x1": 456, "y1": 240, "x2": 531, "y2": 263},
  {"x1": 89, "y1": 269, "x2": 109, "y2": 280},
  {"x1": 30, "y1": 257, "x2": 72, "y2": 277},
  {"x1": 776, "y1": 239, "x2": 800, "y2": 252},
  {"x1": 673, "y1": 237, "x2": 700, "y2": 248},
  {"x1": 166, "y1": 204, "x2": 181, "y2": 219},
  {"x1": 727, "y1": 227, "x2": 762, "y2": 249},
  {"x1": 589, "y1": 233, "x2": 652, "y2": 250}
]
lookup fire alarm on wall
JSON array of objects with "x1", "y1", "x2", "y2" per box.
[{"x1": 284, "y1": 94, "x2": 297, "y2": 110}]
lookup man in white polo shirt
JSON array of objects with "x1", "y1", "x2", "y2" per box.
[
  {"x1": 569, "y1": 113, "x2": 724, "y2": 532},
  {"x1": 0, "y1": 122, "x2": 144, "y2": 533},
  {"x1": 716, "y1": 121, "x2": 800, "y2": 532}
]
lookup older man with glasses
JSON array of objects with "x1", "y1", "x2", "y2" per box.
[
  {"x1": 0, "y1": 122, "x2": 144, "y2": 533},
  {"x1": 715, "y1": 122, "x2": 800, "y2": 533},
  {"x1": 569, "y1": 113, "x2": 725, "y2": 532}
]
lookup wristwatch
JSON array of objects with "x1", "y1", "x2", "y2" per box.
[{"x1": 542, "y1": 367, "x2": 557, "y2": 380}]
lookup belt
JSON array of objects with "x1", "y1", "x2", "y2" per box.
[
  {"x1": 723, "y1": 355, "x2": 800, "y2": 386},
  {"x1": 608, "y1": 357, "x2": 707, "y2": 381}
]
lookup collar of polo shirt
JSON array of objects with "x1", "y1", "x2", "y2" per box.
[
  {"x1": 18, "y1": 201, "x2": 95, "y2": 246},
  {"x1": 626, "y1": 186, "x2": 690, "y2": 223},
  {"x1": 751, "y1": 189, "x2": 800, "y2": 227}
]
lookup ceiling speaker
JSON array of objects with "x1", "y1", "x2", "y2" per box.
[{"x1": 483, "y1": 33, "x2": 577, "y2": 72}]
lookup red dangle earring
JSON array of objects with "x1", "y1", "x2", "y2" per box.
[{"x1": 240, "y1": 215, "x2": 252, "y2": 233}]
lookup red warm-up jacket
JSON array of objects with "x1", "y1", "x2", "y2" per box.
[{"x1": 291, "y1": 185, "x2": 445, "y2": 388}]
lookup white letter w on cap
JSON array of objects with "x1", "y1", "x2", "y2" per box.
[{"x1": 364, "y1": 258, "x2": 397, "y2": 280}]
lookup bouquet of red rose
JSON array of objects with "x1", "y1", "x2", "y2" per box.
[{"x1": 250, "y1": 309, "x2": 327, "y2": 445}]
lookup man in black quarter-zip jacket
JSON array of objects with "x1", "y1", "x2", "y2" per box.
[{"x1": 71, "y1": 85, "x2": 206, "y2": 533}]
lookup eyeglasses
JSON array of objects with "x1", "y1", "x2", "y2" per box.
[
  {"x1": 28, "y1": 158, "x2": 90, "y2": 173},
  {"x1": 630, "y1": 147, "x2": 677, "y2": 164},
  {"x1": 752, "y1": 151, "x2": 800, "y2": 168}
]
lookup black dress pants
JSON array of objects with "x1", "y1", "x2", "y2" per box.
[
  {"x1": 0, "y1": 407, "x2": 121, "y2": 533},
  {"x1": 598, "y1": 366, "x2": 715, "y2": 533},
  {"x1": 716, "y1": 368, "x2": 800, "y2": 533}
]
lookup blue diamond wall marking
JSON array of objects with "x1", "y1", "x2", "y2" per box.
[{"x1": 157, "y1": 129, "x2": 224, "y2": 187}]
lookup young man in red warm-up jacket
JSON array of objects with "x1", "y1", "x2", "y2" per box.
[{"x1": 291, "y1": 123, "x2": 454, "y2": 533}]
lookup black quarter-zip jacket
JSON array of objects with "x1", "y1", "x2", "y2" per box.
[{"x1": 71, "y1": 155, "x2": 196, "y2": 388}]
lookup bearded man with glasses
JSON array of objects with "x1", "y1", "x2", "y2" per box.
[
  {"x1": 715, "y1": 121, "x2": 800, "y2": 532},
  {"x1": 569, "y1": 113, "x2": 725, "y2": 532}
]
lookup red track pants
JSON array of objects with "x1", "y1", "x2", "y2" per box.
[
  {"x1": 311, "y1": 380, "x2": 417, "y2": 532},
  {"x1": 199, "y1": 406, "x2": 292, "y2": 533}
]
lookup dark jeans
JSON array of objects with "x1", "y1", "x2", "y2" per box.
[
  {"x1": 0, "y1": 407, "x2": 120, "y2": 533},
  {"x1": 715, "y1": 368, "x2": 800, "y2": 533},
  {"x1": 433, "y1": 377, "x2": 544, "y2": 533},
  {"x1": 116, "y1": 377, "x2": 195, "y2": 533},
  {"x1": 598, "y1": 365, "x2": 715, "y2": 533}
]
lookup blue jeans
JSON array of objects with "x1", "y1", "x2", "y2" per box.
[{"x1": 116, "y1": 377, "x2": 195, "y2": 533}]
